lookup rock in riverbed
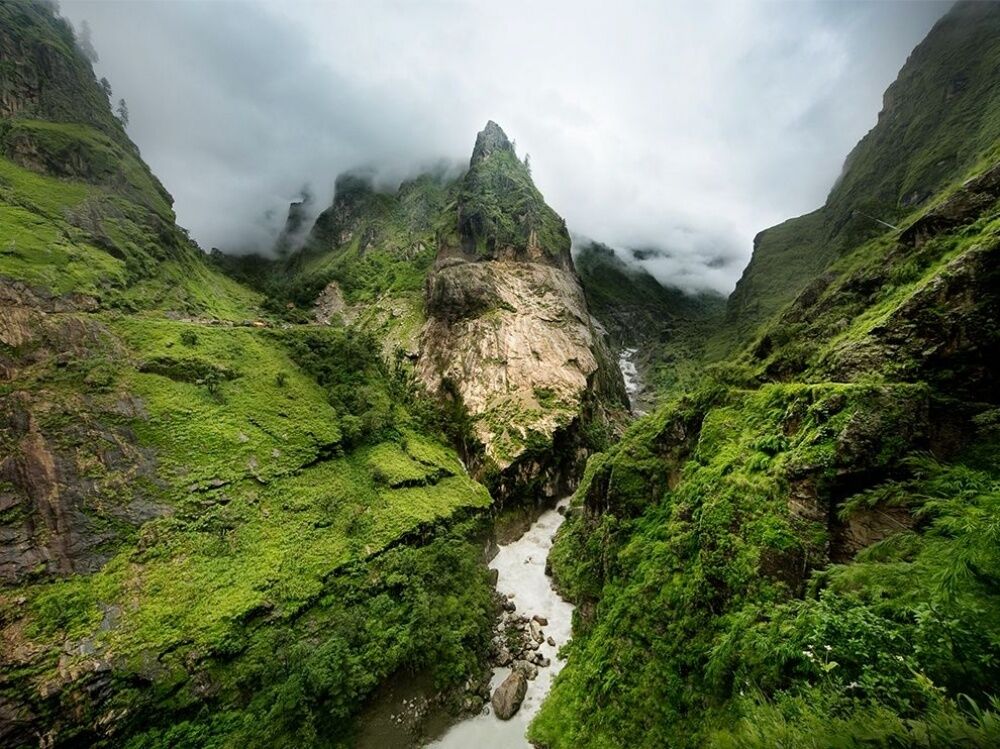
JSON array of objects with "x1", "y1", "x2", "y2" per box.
[
  {"x1": 491, "y1": 670, "x2": 528, "y2": 720},
  {"x1": 530, "y1": 620, "x2": 544, "y2": 642}
]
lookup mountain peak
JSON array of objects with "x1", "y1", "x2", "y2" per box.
[{"x1": 470, "y1": 120, "x2": 515, "y2": 164}]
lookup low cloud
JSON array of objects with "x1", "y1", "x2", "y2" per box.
[{"x1": 61, "y1": 0, "x2": 948, "y2": 292}]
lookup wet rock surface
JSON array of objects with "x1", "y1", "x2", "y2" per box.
[{"x1": 490, "y1": 671, "x2": 527, "y2": 720}]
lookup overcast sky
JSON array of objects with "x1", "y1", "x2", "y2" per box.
[{"x1": 60, "y1": 0, "x2": 949, "y2": 294}]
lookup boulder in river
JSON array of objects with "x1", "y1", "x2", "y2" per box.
[
  {"x1": 530, "y1": 620, "x2": 544, "y2": 642},
  {"x1": 514, "y1": 660, "x2": 539, "y2": 680},
  {"x1": 497, "y1": 646, "x2": 513, "y2": 666},
  {"x1": 491, "y1": 671, "x2": 528, "y2": 720}
]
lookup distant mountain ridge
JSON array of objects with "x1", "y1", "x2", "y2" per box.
[{"x1": 724, "y1": 0, "x2": 1000, "y2": 345}]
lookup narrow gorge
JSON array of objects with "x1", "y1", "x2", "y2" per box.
[{"x1": 3, "y1": 1, "x2": 1000, "y2": 748}]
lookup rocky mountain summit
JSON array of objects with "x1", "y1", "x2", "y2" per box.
[
  {"x1": 416, "y1": 122, "x2": 625, "y2": 499},
  {"x1": 270, "y1": 121, "x2": 627, "y2": 502}
]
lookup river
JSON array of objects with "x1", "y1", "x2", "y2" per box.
[
  {"x1": 425, "y1": 499, "x2": 574, "y2": 748},
  {"x1": 619, "y1": 347, "x2": 645, "y2": 415}
]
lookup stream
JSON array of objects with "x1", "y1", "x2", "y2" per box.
[
  {"x1": 619, "y1": 347, "x2": 645, "y2": 415},
  {"x1": 426, "y1": 499, "x2": 574, "y2": 748}
]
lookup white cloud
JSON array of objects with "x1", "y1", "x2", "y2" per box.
[{"x1": 60, "y1": 0, "x2": 948, "y2": 293}]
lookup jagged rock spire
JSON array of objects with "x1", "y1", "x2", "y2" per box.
[{"x1": 470, "y1": 120, "x2": 515, "y2": 165}]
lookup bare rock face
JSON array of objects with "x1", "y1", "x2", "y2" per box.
[
  {"x1": 470, "y1": 119, "x2": 516, "y2": 164},
  {"x1": 491, "y1": 669, "x2": 527, "y2": 720},
  {"x1": 414, "y1": 123, "x2": 625, "y2": 497},
  {"x1": 313, "y1": 280, "x2": 348, "y2": 325},
  {"x1": 417, "y1": 258, "x2": 615, "y2": 479}
]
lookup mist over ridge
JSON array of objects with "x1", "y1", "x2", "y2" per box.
[{"x1": 60, "y1": 0, "x2": 948, "y2": 293}]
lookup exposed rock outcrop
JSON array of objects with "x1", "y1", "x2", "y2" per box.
[
  {"x1": 416, "y1": 123, "x2": 626, "y2": 499},
  {"x1": 490, "y1": 670, "x2": 527, "y2": 720},
  {"x1": 313, "y1": 280, "x2": 348, "y2": 325},
  {"x1": 0, "y1": 280, "x2": 167, "y2": 584},
  {"x1": 419, "y1": 259, "x2": 603, "y2": 458}
]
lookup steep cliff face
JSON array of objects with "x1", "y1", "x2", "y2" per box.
[
  {"x1": 0, "y1": 2, "x2": 125, "y2": 141},
  {"x1": 533, "y1": 4, "x2": 1000, "y2": 746},
  {"x1": 0, "y1": 283, "x2": 165, "y2": 586},
  {"x1": 416, "y1": 123, "x2": 626, "y2": 499},
  {"x1": 724, "y1": 0, "x2": 1000, "y2": 344}
]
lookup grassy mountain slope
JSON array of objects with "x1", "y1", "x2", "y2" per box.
[
  {"x1": 531, "y1": 5, "x2": 1000, "y2": 746},
  {"x1": 0, "y1": 1, "x2": 258, "y2": 319},
  {"x1": 724, "y1": 0, "x2": 1000, "y2": 347},
  {"x1": 1, "y1": 3, "x2": 498, "y2": 746},
  {"x1": 533, "y1": 140, "x2": 1000, "y2": 749}
]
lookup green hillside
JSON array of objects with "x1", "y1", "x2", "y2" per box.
[
  {"x1": 530, "y1": 3, "x2": 1000, "y2": 746},
  {"x1": 1, "y1": 3, "x2": 498, "y2": 746},
  {"x1": 724, "y1": 0, "x2": 1000, "y2": 347}
]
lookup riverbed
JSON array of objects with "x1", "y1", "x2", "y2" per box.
[
  {"x1": 425, "y1": 499, "x2": 574, "y2": 748},
  {"x1": 619, "y1": 347, "x2": 646, "y2": 415}
]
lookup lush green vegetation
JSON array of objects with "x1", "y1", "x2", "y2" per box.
[
  {"x1": 534, "y1": 377, "x2": 1000, "y2": 747},
  {"x1": 0, "y1": 1, "x2": 134, "y2": 147},
  {"x1": 290, "y1": 172, "x2": 455, "y2": 307},
  {"x1": 1, "y1": 4, "x2": 499, "y2": 747},
  {"x1": 532, "y1": 50, "x2": 1000, "y2": 746},
  {"x1": 723, "y1": 1, "x2": 1000, "y2": 347},
  {"x1": 0, "y1": 151, "x2": 259, "y2": 318},
  {"x1": 2, "y1": 118, "x2": 174, "y2": 217},
  {"x1": 117, "y1": 528, "x2": 495, "y2": 749},
  {"x1": 4, "y1": 309, "x2": 493, "y2": 747},
  {"x1": 6, "y1": 1, "x2": 1000, "y2": 747}
]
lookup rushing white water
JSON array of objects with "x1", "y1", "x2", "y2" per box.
[
  {"x1": 426, "y1": 500, "x2": 574, "y2": 748},
  {"x1": 619, "y1": 347, "x2": 644, "y2": 414}
]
